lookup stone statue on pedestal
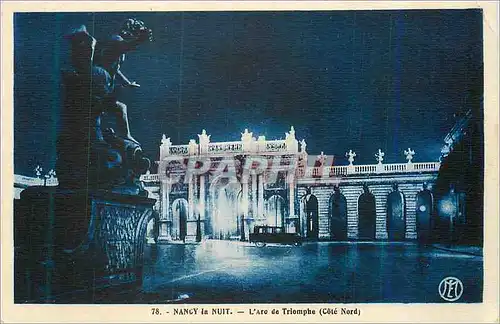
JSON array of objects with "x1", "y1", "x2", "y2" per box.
[
  {"x1": 56, "y1": 19, "x2": 153, "y2": 196},
  {"x1": 16, "y1": 19, "x2": 158, "y2": 303}
]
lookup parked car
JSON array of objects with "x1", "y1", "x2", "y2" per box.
[{"x1": 249, "y1": 225, "x2": 302, "y2": 247}]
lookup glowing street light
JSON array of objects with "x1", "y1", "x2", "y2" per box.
[
  {"x1": 438, "y1": 199, "x2": 456, "y2": 217},
  {"x1": 438, "y1": 187, "x2": 458, "y2": 246}
]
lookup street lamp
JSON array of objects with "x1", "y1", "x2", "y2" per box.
[{"x1": 438, "y1": 187, "x2": 458, "y2": 247}]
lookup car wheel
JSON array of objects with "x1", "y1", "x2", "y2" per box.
[{"x1": 255, "y1": 242, "x2": 266, "y2": 248}]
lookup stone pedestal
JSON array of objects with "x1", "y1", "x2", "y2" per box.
[{"x1": 14, "y1": 186, "x2": 156, "y2": 303}]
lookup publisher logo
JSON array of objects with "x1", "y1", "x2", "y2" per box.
[{"x1": 438, "y1": 277, "x2": 463, "y2": 302}]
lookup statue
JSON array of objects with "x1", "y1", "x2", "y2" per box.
[
  {"x1": 35, "y1": 165, "x2": 43, "y2": 178},
  {"x1": 285, "y1": 126, "x2": 295, "y2": 140},
  {"x1": 318, "y1": 151, "x2": 326, "y2": 162},
  {"x1": 198, "y1": 129, "x2": 211, "y2": 145},
  {"x1": 375, "y1": 149, "x2": 385, "y2": 164},
  {"x1": 345, "y1": 150, "x2": 356, "y2": 165},
  {"x1": 56, "y1": 19, "x2": 153, "y2": 196},
  {"x1": 300, "y1": 139, "x2": 307, "y2": 153},
  {"x1": 161, "y1": 134, "x2": 172, "y2": 146},
  {"x1": 404, "y1": 148, "x2": 415, "y2": 163}
]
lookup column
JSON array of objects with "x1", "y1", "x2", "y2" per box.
[
  {"x1": 242, "y1": 176, "x2": 249, "y2": 218},
  {"x1": 241, "y1": 175, "x2": 249, "y2": 240},
  {"x1": 288, "y1": 174, "x2": 295, "y2": 218},
  {"x1": 158, "y1": 179, "x2": 171, "y2": 241},
  {"x1": 161, "y1": 180, "x2": 167, "y2": 219},
  {"x1": 199, "y1": 175, "x2": 205, "y2": 219},
  {"x1": 251, "y1": 173, "x2": 257, "y2": 218},
  {"x1": 401, "y1": 187, "x2": 418, "y2": 240},
  {"x1": 258, "y1": 174, "x2": 264, "y2": 219},
  {"x1": 288, "y1": 174, "x2": 296, "y2": 233},
  {"x1": 194, "y1": 175, "x2": 198, "y2": 216},
  {"x1": 188, "y1": 175, "x2": 194, "y2": 220},
  {"x1": 375, "y1": 187, "x2": 390, "y2": 240}
]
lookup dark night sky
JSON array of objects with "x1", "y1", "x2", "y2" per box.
[{"x1": 14, "y1": 10, "x2": 483, "y2": 175}]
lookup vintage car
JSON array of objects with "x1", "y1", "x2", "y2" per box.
[{"x1": 249, "y1": 225, "x2": 302, "y2": 247}]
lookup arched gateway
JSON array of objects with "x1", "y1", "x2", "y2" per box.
[
  {"x1": 386, "y1": 184, "x2": 406, "y2": 241},
  {"x1": 171, "y1": 198, "x2": 188, "y2": 241},
  {"x1": 303, "y1": 189, "x2": 319, "y2": 240},
  {"x1": 266, "y1": 195, "x2": 286, "y2": 227},
  {"x1": 329, "y1": 187, "x2": 347, "y2": 241},
  {"x1": 210, "y1": 177, "x2": 240, "y2": 240},
  {"x1": 416, "y1": 184, "x2": 434, "y2": 243},
  {"x1": 358, "y1": 185, "x2": 376, "y2": 240}
]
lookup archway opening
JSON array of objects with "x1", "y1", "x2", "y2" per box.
[
  {"x1": 265, "y1": 195, "x2": 286, "y2": 227},
  {"x1": 358, "y1": 189, "x2": 376, "y2": 240},
  {"x1": 211, "y1": 180, "x2": 240, "y2": 240},
  {"x1": 386, "y1": 189, "x2": 406, "y2": 241},
  {"x1": 305, "y1": 193, "x2": 319, "y2": 240},
  {"x1": 171, "y1": 198, "x2": 188, "y2": 241},
  {"x1": 416, "y1": 189, "x2": 433, "y2": 243},
  {"x1": 330, "y1": 189, "x2": 347, "y2": 240}
]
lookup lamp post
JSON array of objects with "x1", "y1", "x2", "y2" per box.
[{"x1": 438, "y1": 186, "x2": 458, "y2": 247}]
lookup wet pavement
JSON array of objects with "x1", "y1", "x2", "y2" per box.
[{"x1": 135, "y1": 240, "x2": 483, "y2": 304}]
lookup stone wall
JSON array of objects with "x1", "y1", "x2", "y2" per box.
[{"x1": 297, "y1": 173, "x2": 437, "y2": 240}]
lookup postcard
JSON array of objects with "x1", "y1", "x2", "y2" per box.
[{"x1": 1, "y1": 1, "x2": 498, "y2": 323}]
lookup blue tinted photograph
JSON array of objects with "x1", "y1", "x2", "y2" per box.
[{"x1": 13, "y1": 9, "x2": 483, "y2": 304}]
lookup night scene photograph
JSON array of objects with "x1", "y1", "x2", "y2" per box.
[{"x1": 7, "y1": 4, "x2": 489, "y2": 310}]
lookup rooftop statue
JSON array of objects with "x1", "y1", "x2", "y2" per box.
[
  {"x1": 56, "y1": 19, "x2": 153, "y2": 196},
  {"x1": 345, "y1": 150, "x2": 356, "y2": 165}
]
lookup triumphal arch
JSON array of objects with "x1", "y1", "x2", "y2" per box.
[{"x1": 141, "y1": 127, "x2": 440, "y2": 242}]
